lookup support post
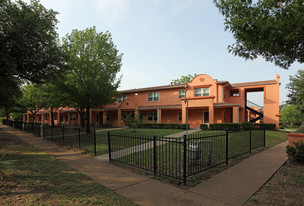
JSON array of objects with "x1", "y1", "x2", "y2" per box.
[
  {"x1": 263, "y1": 128, "x2": 266, "y2": 147},
  {"x1": 153, "y1": 135, "x2": 157, "y2": 176},
  {"x1": 226, "y1": 130, "x2": 229, "y2": 165},
  {"x1": 62, "y1": 126, "x2": 64, "y2": 144},
  {"x1": 94, "y1": 129, "x2": 96, "y2": 156},
  {"x1": 249, "y1": 128, "x2": 252, "y2": 154},
  {"x1": 108, "y1": 132, "x2": 112, "y2": 161},
  {"x1": 183, "y1": 134, "x2": 187, "y2": 185},
  {"x1": 78, "y1": 128, "x2": 81, "y2": 149}
]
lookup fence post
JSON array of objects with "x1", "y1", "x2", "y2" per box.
[
  {"x1": 153, "y1": 135, "x2": 157, "y2": 176},
  {"x1": 94, "y1": 129, "x2": 97, "y2": 156},
  {"x1": 108, "y1": 132, "x2": 112, "y2": 161},
  {"x1": 62, "y1": 126, "x2": 64, "y2": 144},
  {"x1": 249, "y1": 128, "x2": 252, "y2": 154},
  {"x1": 42, "y1": 125, "x2": 45, "y2": 139},
  {"x1": 78, "y1": 128, "x2": 81, "y2": 149},
  {"x1": 263, "y1": 128, "x2": 266, "y2": 147},
  {"x1": 226, "y1": 130, "x2": 229, "y2": 165},
  {"x1": 183, "y1": 134, "x2": 187, "y2": 186},
  {"x1": 51, "y1": 125, "x2": 54, "y2": 140}
]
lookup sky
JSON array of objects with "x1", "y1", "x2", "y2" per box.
[{"x1": 23, "y1": 0, "x2": 302, "y2": 106}]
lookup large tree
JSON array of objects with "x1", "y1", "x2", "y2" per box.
[
  {"x1": 61, "y1": 27, "x2": 122, "y2": 133},
  {"x1": 280, "y1": 104, "x2": 303, "y2": 127},
  {"x1": 214, "y1": 0, "x2": 304, "y2": 69},
  {"x1": 0, "y1": 0, "x2": 65, "y2": 106},
  {"x1": 171, "y1": 73, "x2": 197, "y2": 84},
  {"x1": 286, "y1": 69, "x2": 304, "y2": 112}
]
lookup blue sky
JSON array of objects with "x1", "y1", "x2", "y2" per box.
[{"x1": 24, "y1": 0, "x2": 301, "y2": 105}]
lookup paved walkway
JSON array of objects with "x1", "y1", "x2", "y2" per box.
[{"x1": 1, "y1": 125, "x2": 288, "y2": 206}]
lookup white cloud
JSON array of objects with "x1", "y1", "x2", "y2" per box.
[{"x1": 95, "y1": 0, "x2": 130, "y2": 26}]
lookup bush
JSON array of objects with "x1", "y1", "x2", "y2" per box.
[
  {"x1": 286, "y1": 141, "x2": 304, "y2": 162},
  {"x1": 137, "y1": 123, "x2": 189, "y2": 129},
  {"x1": 209, "y1": 123, "x2": 241, "y2": 131},
  {"x1": 200, "y1": 124, "x2": 208, "y2": 130},
  {"x1": 242, "y1": 122, "x2": 253, "y2": 130},
  {"x1": 254, "y1": 123, "x2": 276, "y2": 130},
  {"x1": 296, "y1": 124, "x2": 304, "y2": 133}
]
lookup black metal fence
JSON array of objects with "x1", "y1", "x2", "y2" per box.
[
  {"x1": 3, "y1": 120, "x2": 98, "y2": 156},
  {"x1": 108, "y1": 128, "x2": 265, "y2": 185}
]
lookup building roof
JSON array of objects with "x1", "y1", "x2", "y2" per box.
[{"x1": 120, "y1": 84, "x2": 187, "y2": 94}]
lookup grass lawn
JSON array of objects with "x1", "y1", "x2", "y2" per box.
[{"x1": 0, "y1": 129, "x2": 136, "y2": 206}]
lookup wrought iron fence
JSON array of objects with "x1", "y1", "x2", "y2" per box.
[{"x1": 108, "y1": 128, "x2": 265, "y2": 185}]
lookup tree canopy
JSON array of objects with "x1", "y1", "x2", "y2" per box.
[
  {"x1": 171, "y1": 73, "x2": 197, "y2": 84},
  {"x1": 286, "y1": 69, "x2": 304, "y2": 112},
  {"x1": 280, "y1": 104, "x2": 303, "y2": 127},
  {"x1": 214, "y1": 0, "x2": 304, "y2": 69},
  {"x1": 0, "y1": 0, "x2": 65, "y2": 101},
  {"x1": 61, "y1": 26, "x2": 122, "y2": 132}
]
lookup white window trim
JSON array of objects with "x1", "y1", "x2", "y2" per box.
[
  {"x1": 195, "y1": 88, "x2": 210, "y2": 97},
  {"x1": 178, "y1": 89, "x2": 186, "y2": 99},
  {"x1": 147, "y1": 92, "x2": 159, "y2": 102},
  {"x1": 118, "y1": 95, "x2": 127, "y2": 104},
  {"x1": 148, "y1": 112, "x2": 158, "y2": 121}
]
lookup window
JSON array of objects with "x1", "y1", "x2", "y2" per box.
[
  {"x1": 39, "y1": 116, "x2": 41, "y2": 121},
  {"x1": 148, "y1": 92, "x2": 159, "y2": 102},
  {"x1": 71, "y1": 114, "x2": 76, "y2": 121},
  {"x1": 61, "y1": 115, "x2": 63, "y2": 122},
  {"x1": 178, "y1": 111, "x2": 182, "y2": 122},
  {"x1": 66, "y1": 114, "x2": 68, "y2": 122},
  {"x1": 195, "y1": 88, "x2": 210, "y2": 97},
  {"x1": 178, "y1": 89, "x2": 186, "y2": 99},
  {"x1": 203, "y1": 112, "x2": 209, "y2": 123},
  {"x1": 230, "y1": 89, "x2": 239, "y2": 97},
  {"x1": 118, "y1": 95, "x2": 127, "y2": 103},
  {"x1": 54, "y1": 114, "x2": 58, "y2": 120},
  {"x1": 106, "y1": 113, "x2": 110, "y2": 121},
  {"x1": 148, "y1": 112, "x2": 157, "y2": 121},
  {"x1": 45, "y1": 115, "x2": 48, "y2": 121},
  {"x1": 96, "y1": 115, "x2": 99, "y2": 123}
]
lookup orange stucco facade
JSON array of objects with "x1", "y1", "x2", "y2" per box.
[{"x1": 24, "y1": 74, "x2": 281, "y2": 129}]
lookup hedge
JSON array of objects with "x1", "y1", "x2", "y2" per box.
[
  {"x1": 200, "y1": 124, "x2": 209, "y2": 130},
  {"x1": 242, "y1": 122, "x2": 253, "y2": 130},
  {"x1": 253, "y1": 123, "x2": 276, "y2": 130},
  {"x1": 209, "y1": 123, "x2": 241, "y2": 131},
  {"x1": 137, "y1": 123, "x2": 189, "y2": 129}
]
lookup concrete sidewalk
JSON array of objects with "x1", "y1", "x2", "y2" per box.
[{"x1": 1, "y1": 125, "x2": 288, "y2": 206}]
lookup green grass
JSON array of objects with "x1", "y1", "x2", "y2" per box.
[
  {"x1": 265, "y1": 130, "x2": 288, "y2": 147},
  {"x1": 0, "y1": 129, "x2": 136, "y2": 206}
]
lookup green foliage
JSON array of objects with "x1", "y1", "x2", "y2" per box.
[
  {"x1": 122, "y1": 110, "x2": 143, "y2": 129},
  {"x1": 200, "y1": 124, "x2": 208, "y2": 130},
  {"x1": 286, "y1": 70, "x2": 304, "y2": 112},
  {"x1": 296, "y1": 124, "x2": 304, "y2": 133},
  {"x1": 171, "y1": 73, "x2": 197, "y2": 84},
  {"x1": 280, "y1": 104, "x2": 303, "y2": 127},
  {"x1": 254, "y1": 123, "x2": 276, "y2": 130},
  {"x1": 0, "y1": 0, "x2": 65, "y2": 84},
  {"x1": 61, "y1": 26, "x2": 122, "y2": 133},
  {"x1": 286, "y1": 141, "x2": 304, "y2": 162},
  {"x1": 209, "y1": 123, "x2": 241, "y2": 131},
  {"x1": 138, "y1": 123, "x2": 189, "y2": 130},
  {"x1": 242, "y1": 122, "x2": 253, "y2": 130},
  {"x1": 214, "y1": 0, "x2": 304, "y2": 69}
]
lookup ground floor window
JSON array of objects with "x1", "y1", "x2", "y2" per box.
[
  {"x1": 39, "y1": 115, "x2": 41, "y2": 122},
  {"x1": 106, "y1": 113, "x2": 110, "y2": 121},
  {"x1": 178, "y1": 111, "x2": 182, "y2": 122},
  {"x1": 54, "y1": 114, "x2": 58, "y2": 120},
  {"x1": 203, "y1": 111, "x2": 209, "y2": 123},
  {"x1": 96, "y1": 115, "x2": 99, "y2": 123},
  {"x1": 148, "y1": 112, "x2": 157, "y2": 122},
  {"x1": 61, "y1": 115, "x2": 63, "y2": 122},
  {"x1": 66, "y1": 115, "x2": 68, "y2": 122},
  {"x1": 45, "y1": 115, "x2": 48, "y2": 121},
  {"x1": 71, "y1": 114, "x2": 76, "y2": 121}
]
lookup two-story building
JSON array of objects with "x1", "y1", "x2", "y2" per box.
[{"x1": 23, "y1": 74, "x2": 281, "y2": 129}]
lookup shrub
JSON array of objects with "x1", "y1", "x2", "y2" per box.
[
  {"x1": 209, "y1": 123, "x2": 241, "y2": 131},
  {"x1": 137, "y1": 123, "x2": 189, "y2": 129},
  {"x1": 286, "y1": 141, "x2": 304, "y2": 162},
  {"x1": 255, "y1": 123, "x2": 276, "y2": 130},
  {"x1": 242, "y1": 122, "x2": 253, "y2": 130},
  {"x1": 296, "y1": 124, "x2": 304, "y2": 133},
  {"x1": 200, "y1": 124, "x2": 208, "y2": 130}
]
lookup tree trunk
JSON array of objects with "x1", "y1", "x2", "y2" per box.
[
  {"x1": 5, "y1": 106, "x2": 9, "y2": 120},
  {"x1": 86, "y1": 107, "x2": 90, "y2": 134}
]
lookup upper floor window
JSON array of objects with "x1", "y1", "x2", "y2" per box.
[
  {"x1": 148, "y1": 92, "x2": 159, "y2": 102},
  {"x1": 118, "y1": 95, "x2": 127, "y2": 103},
  {"x1": 194, "y1": 88, "x2": 210, "y2": 97},
  {"x1": 178, "y1": 89, "x2": 186, "y2": 99},
  {"x1": 230, "y1": 89, "x2": 239, "y2": 97}
]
